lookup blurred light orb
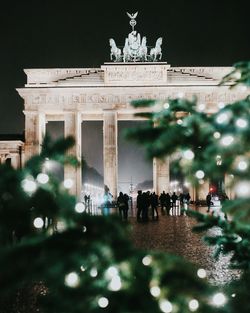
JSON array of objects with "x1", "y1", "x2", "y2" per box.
[
  {"x1": 33, "y1": 217, "x2": 44, "y2": 229},
  {"x1": 80, "y1": 265, "x2": 86, "y2": 272},
  {"x1": 163, "y1": 102, "x2": 170, "y2": 109},
  {"x1": 142, "y1": 255, "x2": 152, "y2": 266},
  {"x1": 150, "y1": 286, "x2": 161, "y2": 297},
  {"x1": 183, "y1": 150, "x2": 194, "y2": 160},
  {"x1": 37, "y1": 173, "x2": 49, "y2": 184},
  {"x1": 195, "y1": 170, "x2": 205, "y2": 179},
  {"x1": 65, "y1": 272, "x2": 80, "y2": 288},
  {"x1": 98, "y1": 297, "x2": 109, "y2": 308},
  {"x1": 197, "y1": 268, "x2": 207, "y2": 278},
  {"x1": 63, "y1": 179, "x2": 74, "y2": 189},
  {"x1": 75, "y1": 202, "x2": 85, "y2": 213},
  {"x1": 212, "y1": 292, "x2": 226, "y2": 306},
  {"x1": 177, "y1": 119, "x2": 183, "y2": 125},
  {"x1": 90, "y1": 267, "x2": 98, "y2": 277},
  {"x1": 217, "y1": 102, "x2": 225, "y2": 109},
  {"x1": 189, "y1": 299, "x2": 199, "y2": 311},
  {"x1": 197, "y1": 103, "x2": 206, "y2": 111},
  {"x1": 238, "y1": 160, "x2": 248, "y2": 171},
  {"x1": 235, "y1": 181, "x2": 250, "y2": 197},
  {"x1": 236, "y1": 118, "x2": 248, "y2": 128},
  {"x1": 44, "y1": 159, "x2": 52, "y2": 170},
  {"x1": 213, "y1": 132, "x2": 221, "y2": 139},
  {"x1": 221, "y1": 135, "x2": 234, "y2": 146},
  {"x1": 107, "y1": 266, "x2": 118, "y2": 278},
  {"x1": 216, "y1": 112, "x2": 229, "y2": 124},
  {"x1": 57, "y1": 220, "x2": 67, "y2": 232},
  {"x1": 109, "y1": 275, "x2": 122, "y2": 291},
  {"x1": 159, "y1": 299, "x2": 173, "y2": 313},
  {"x1": 21, "y1": 179, "x2": 37, "y2": 193}
]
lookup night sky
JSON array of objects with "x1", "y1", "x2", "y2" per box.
[{"x1": 0, "y1": 0, "x2": 249, "y2": 187}]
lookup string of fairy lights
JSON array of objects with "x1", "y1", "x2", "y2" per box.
[
  {"x1": 19, "y1": 158, "x2": 233, "y2": 312},
  {"x1": 16, "y1": 71, "x2": 249, "y2": 312},
  {"x1": 62, "y1": 256, "x2": 229, "y2": 312}
]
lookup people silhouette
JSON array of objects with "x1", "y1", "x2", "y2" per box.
[
  {"x1": 150, "y1": 192, "x2": 159, "y2": 220},
  {"x1": 206, "y1": 193, "x2": 212, "y2": 212}
]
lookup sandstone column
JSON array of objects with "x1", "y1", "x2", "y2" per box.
[
  {"x1": 103, "y1": 110, "x2": 118, "y2": 199},
  {"x1": 64, "y1": 112, "x2": 82, "y2": 196},
  {"x1": 24, "y1": 112, "x2": 46, "y2": 162},
  {"x1": 0, "y1": 155, "x2": 5, "y2": 165},
  {"x1": 153, "y1": 157, "x2": 170, "y2": 195},
  {"x1": 11, "y1": 154, "x2": 20, "y2": 169},
  {"x1": 189, "y1": 184, "x2": 197, "y2": 202},
  {"x1": 197, "y1": 180, "x2": 210, "y2": 200},
  {"x1": 225, "y1": 174, "x2": 235, "y2": 199}
]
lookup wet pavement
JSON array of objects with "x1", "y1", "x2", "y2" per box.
[{"x1": 128, "y1": 205, "x2": 240, "y2": 286}]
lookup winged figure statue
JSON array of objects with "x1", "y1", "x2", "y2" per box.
[{"x1": 126, "y1": 12, "x2": 138, "y2": 19}]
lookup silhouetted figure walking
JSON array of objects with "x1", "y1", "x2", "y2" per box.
[
  {"x1": 166, "y1": 192, "x2": 171, "y2": 215},
  {"x1": 142, "y1": 191, "x2": 150, "y2": 222},
  {"x1": 150, "y1": 192, "x2": 159, "y2": 220},
  {"x1": 159, "y1": 191, "x2": 167, "y2": 211},
  {"x1": 206, "y1": 193, "x2": 211, "y2": 212},
  {"x1": 171, "y1": 192, "x2": 178, "y2": 208},
  {"x1": 117, "y1": 192, "x2": 126, "y2": 220},
  {"x1": 136, "y1": 190, "x2": 143, "y2": 221},
  {"x1": 179, "y1": 193, "x2": 184, "y2": 207},
  {"x1": 185, "y1": 193, "x2": 191, "y2": 206},
  {"x1": 123, "y1": 193, "x2": 129, "y2": 220}
]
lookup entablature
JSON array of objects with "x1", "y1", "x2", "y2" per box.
[{"x1": 22, "y1": 64, "x2": 233, "y2": 88}]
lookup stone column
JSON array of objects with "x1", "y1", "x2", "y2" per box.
[
  {"x1": 225, "y1": 174, "x2": 235, "y2": 199},
  {"x1": 103, "y1": 110, "x2": 118, "y2": 199},
  {"x1": 64, "y1": 112, "x2": 82, "y2": 196},
  {"x1": 189, "y1": 184, "x2": 197, "y2": 202},
  {"x1": 11, "y1": 154, "x2": 20, "y2": 169},
  {"x1": 24, "y1": 112, "x2": 46, "y2": 162},
  {"x1": 153, "y1": 157, "x2": 170, "y2": 195},
  {"x1": 197, "y1": 180, "x2": 209, "y2": 200},
  {"x1": 0, "y1": 155, "x2": 5, "y2": 165}
]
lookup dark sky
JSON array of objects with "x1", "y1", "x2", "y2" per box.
[
  {"x1": 0, "y1": 0, "x2": 249, "y2": 187},
  {"x1": 0, "y1": 0, "x2": 249, "y2": 134}
]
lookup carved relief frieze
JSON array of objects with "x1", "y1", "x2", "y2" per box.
[
  {"x1": 106, "y1": 69, "x2": 164, "y2": 82},
  {"x1": 22, "y1": 87, "x2": 248, "y2": 112}
]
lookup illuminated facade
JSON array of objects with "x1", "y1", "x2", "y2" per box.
[{"x1": 14, "y1": 63, "x2": 248, "y2": 199}]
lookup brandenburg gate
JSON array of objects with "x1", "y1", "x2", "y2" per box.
[{"x1": 15, "y1": 13, "x2": 247, "y2": 199}]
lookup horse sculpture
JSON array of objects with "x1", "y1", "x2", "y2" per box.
[
  {"x1": 150, "y1": 37, "x2": 163, "y2": 61},
  {"x1": 109, "y1": 38, "x2": 121, "y2": 62},
  {"x1": 138, "y1": 36, "x2": 148, "y2": 61},
  {"x1": 123, "y1": 38, "x2": 131, "y2": 62}
]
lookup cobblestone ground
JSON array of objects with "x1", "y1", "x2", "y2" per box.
[{"x1": 128, "y1": 205, "x2": 240, "y2": 286}]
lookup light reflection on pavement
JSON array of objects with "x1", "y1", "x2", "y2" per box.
[{"x1": 129, "y1": 205, "x2": 241, "y2": 285}]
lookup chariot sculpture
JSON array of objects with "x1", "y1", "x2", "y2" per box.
[{"x1": 109, "y1": 12, "x2": 163, "y2": 62}]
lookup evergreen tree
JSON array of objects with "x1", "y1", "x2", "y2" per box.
[
  {"x1": 127, "y1": 61, "x2": 250, "y2": 312},
  {"x1": 0, "y1": 61, "x2": 249, "y2": 312}
]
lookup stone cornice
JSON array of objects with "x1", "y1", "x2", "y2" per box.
[{"x1": 22, "y1": 65, "x2": 233, "y2": 87}]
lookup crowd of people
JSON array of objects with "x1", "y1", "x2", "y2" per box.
[
  {"x1": 106, "y1": 190, "x2": 192, "y2": 221},
  {"x1": 87, "y1": 187, "x2": 229, "y2": 220},
  {"x1": 136, "y1": 190, "x2": 191, "y2": 222}
]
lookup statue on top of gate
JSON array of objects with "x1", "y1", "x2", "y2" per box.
[{"x1": 109, "y1": 12, "x2": 163, "y2": 63}]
